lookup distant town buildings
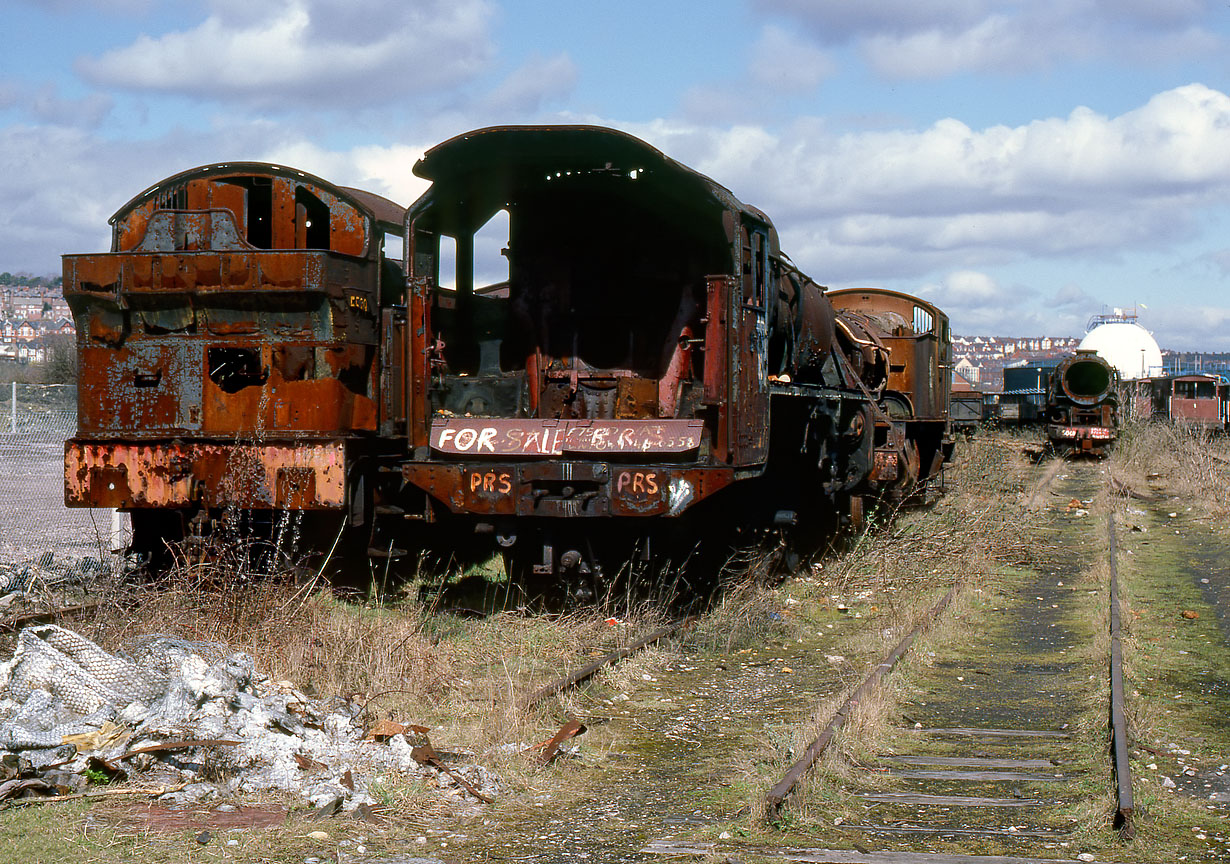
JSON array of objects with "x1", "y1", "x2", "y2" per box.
[
  {"x1": 1, "y1": 283, "x2": 74, "y2": 365},
  {"x1": 952, "y1": 332, "x2": 1229, "y2": 392},
  {"x1": 951, "y1": 334, "x2": 1081, "y2": 391}
]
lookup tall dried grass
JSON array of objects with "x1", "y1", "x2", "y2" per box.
[
  {"x1": 1112, "y1": 418, "x2": 1230, "y2": 515},
  {"x1": 72, "y1": 546, "x2": 619, "y2": 759}
]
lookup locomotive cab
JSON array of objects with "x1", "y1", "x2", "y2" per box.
[{"x1": 62, "y1": 163, "x2": 406, "y2": 557}]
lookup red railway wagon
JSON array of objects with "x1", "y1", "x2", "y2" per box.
[{"x1": 1150, "y1": 374, "x2": 1229, "y2": 430}]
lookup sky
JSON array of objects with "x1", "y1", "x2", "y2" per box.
[{"x1": 2, "y1": 0, "x2": 1229, "y2": 349}]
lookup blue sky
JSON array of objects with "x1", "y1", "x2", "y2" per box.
[{"x1": 2, "y1": 0, "x2": 1229, "y2": 348}]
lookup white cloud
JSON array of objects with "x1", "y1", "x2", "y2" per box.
[
  {"x1": 913, "y1": 270, "x2": 1076, "y2": 336},
  {"x1": 258, "y1": 140, "x2": 432, "y2": 208},
  {"x1": 1137, "y1": 305, "x2": 1230, "y2": 351},
  {"x1": 480, "y1": 54, "x2": 579, "y2": 116},
  {"x1": 756, "y1": 0, "x2": 985, "y2": 43},
  {"x1": 862, "y1": 15, "x2": 1059, "y2": 78},
  {"x1": 632, "y1": 85, "x2": 1230, "y2": 285},
  {"x1": 748, "y1": 25, "x2": 835, "y2": 91},
  {"x1": 76, "y1": 0, "x2": 495, "y2": 107},
  {"x1": 758, "y1": 0, "x2": 1222, "y2": 79},
  {"x1": 29, "y1": 84, "x2": 113, "y2": 128},
  {"x1": 0, "y1": 117, "x2": 439, "y2": 273}
]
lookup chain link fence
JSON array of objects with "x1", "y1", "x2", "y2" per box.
[{"x1": 0, "y1": 383, "x2": 128, "y2": 585}]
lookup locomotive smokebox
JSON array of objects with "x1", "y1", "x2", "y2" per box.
[{"x1": 1056, "y1": 350, "x2": 1115, "y2": 406}]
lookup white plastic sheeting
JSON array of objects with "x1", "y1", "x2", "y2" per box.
[{"x1": 0, "y1": 625, "x2": 498, "y2": 809}]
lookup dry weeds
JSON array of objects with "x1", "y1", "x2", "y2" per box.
[
  {"x1": 66, "y1": 550, "x2": 631, "y2": 764},
  {"x1": 1112, "y1": 419, "x2": 1230, "y2": 517}
]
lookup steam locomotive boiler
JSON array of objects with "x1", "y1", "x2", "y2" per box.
[{"x1": 1044, "y1": 349, "x2": 1119, "y2": 455}]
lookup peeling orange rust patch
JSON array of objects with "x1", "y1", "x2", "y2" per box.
[{"x1": 64, "y1": 440, "x2": 346, "y2": 510}]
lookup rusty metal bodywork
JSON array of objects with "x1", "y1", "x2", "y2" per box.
[
  {"x1": 827, "y1": 288, "x2": 954, "y2": 495},
  {"x1": 1044, "y1": 350, "x2": 1120, "y2": 455},
  {"x1": 397, "y1": 126, "x2": 887, "y2": 578},
  {"x1": 63, "y1": 134, "x2": 956, "y2": 585},
  {"x1": 63, "y1": 163, "x2": 405, "y2": 527}
]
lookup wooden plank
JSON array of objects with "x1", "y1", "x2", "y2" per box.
[
  {"x1": 882, "y1": 768, "x2": 1065, "y2": 782},
  {"x1": 883, "y1": 756, "x2": 1056, "y2": 769},
  {"x1": 912, "y1": 727, "x2": 1071, "y2": 739},
  {"x1": 859, "y1": 792, "x2": 1050, "y2": 807},
  {"x1": 642, "y1": 840, "x2": 1084, "y2": 863}
]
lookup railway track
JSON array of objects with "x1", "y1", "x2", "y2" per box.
[
  {"x1": 693, "y1": 462, "x2": 1126, "y2": 861},
  {"x1": 454, "y1": 452, "x2": 1139, "y2": 863},
  {"x1": 667, "y1": 459, "x2": 1129, "y2": 862}
]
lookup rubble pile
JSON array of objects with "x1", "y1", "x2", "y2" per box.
[{"x1": 0, "y1": 625, "x2": 498, "y2": 811}]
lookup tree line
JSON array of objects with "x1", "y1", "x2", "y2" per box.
[{"x1": 0, "y1": 273, "x2": 62, "y2": 288}]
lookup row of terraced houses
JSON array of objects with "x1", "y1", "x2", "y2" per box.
[{"x1": 1, "y1": 287, "x2": 75, "y2": 364}]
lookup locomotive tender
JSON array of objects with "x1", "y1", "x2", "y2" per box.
[{"x1": 63, "y1": 126, "x2": 952, "y2": 589}]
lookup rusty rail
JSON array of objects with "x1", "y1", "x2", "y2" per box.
[
  {"x1": 1107, "y1": 511, "x2": 1135, "y2": 837},
  {"x1": 521, "y1": 618, "x2": 692, "y2": 711},
  {"x1": 765, "y1": 580, "x2": 961, "y2": 816}
]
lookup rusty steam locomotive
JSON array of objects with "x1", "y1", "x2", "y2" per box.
[
  {"x1": 63, "y1": 126, "x2": 952, "y2": 591},
  {"x1": 1044, "y1": 349, "x2": 1119, "y2": 456}
]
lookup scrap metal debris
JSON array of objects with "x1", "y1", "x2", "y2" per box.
[
  {"x1": 0, "y1": 625, "x2": 499, "y2": 811},
  {"x1": 525, "y1": 717, "x2": 587, "y2": 764}
]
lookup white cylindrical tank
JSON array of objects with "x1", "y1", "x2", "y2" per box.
[{"x1": 1078, "y1": 322, "x2": 1162, "y2": 380}]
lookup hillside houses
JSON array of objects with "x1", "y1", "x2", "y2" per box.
[
  {"x1": 0, "y1": 286, "x2": 74, "y2": 364},
  {"x1": 951, "y1": 334, "x2": 1081, "y2": 390}
]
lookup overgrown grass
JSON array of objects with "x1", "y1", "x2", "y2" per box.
[
  {"x1": 1113, "y1": 418, "x2": 1230, "y2": 517},
  {"x1": 1103, "y1": 420, "x2": 1230, "y2": 859}
]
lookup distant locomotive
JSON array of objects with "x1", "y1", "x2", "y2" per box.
[
  {"x1": 827, "y1": 288, "x2": 954, "y2": 499},
  {"x1": 1044, "y1": 350, "x2": 1119, "y2": 455},
  {"x1": 63, "y1": 127, "x2": 954, "y2": 594}
]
